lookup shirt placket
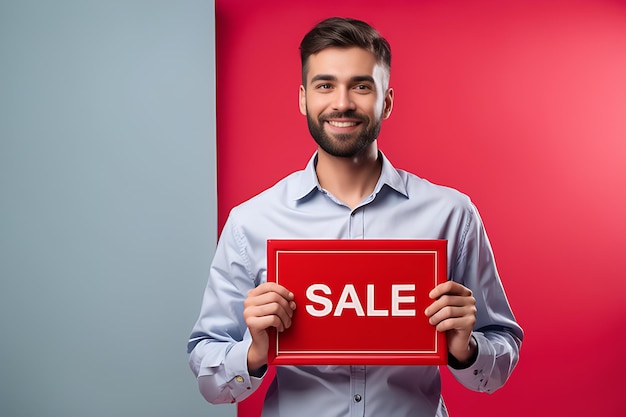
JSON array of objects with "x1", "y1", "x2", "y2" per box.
[
  {"x1": 350, "y1": 365, "x2": 366, "y2": 417},
  {"x1": 347, "y1": 199, "x2": 369, "y2": 416},
  {"x1": 349, "y1": 207, "x2": 365, "y2": 239}
]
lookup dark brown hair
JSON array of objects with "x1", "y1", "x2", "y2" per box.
[{"x1": 299, "y1": 17, "x2": 392, "y2": 85}]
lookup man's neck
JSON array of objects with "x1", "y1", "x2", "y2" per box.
[{"x1": 315, "y1": 144, "x2": 382, "y2": 210}]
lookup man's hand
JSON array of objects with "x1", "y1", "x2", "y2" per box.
[
  {"x1": 243, "y1": 282, "x2": 296, "y2": 372},
  {"x1": 424, "y1": 281, "x2": 477, "y2": 365}
]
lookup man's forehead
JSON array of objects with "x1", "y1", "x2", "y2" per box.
[
  {"x1": 307, "y1": 47, "x2": 376, "y2": 66},
  {"x1": 305, "y1": 47, "x2": 387, "y2": 83}
]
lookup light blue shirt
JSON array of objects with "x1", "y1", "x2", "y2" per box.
[{"x1": 188, "y1": 151, "x2": 523, "y2": 417}]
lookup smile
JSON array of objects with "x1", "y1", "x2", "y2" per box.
[{"x1": 327, "y1": 120, "x2": 359, "y2": 128}]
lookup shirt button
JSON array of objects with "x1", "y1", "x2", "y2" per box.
[
  {"x1": 235, "y1": 375, "x2": 244, "y2": 383},
  {"x1": 354, "y1": 394, "x2": 362, "y2": 402}
]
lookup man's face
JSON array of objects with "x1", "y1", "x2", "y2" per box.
[{"x1": 299, "y1": 47, "x2": 393, "y2": 158}]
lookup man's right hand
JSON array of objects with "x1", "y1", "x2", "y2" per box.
[{"x1": 243, "y1": 282, "x2": 296, "y2": 372}]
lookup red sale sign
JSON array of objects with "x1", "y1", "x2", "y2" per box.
[{"x1": 267, "y1": 240, "x2": 448, "y2": 365}]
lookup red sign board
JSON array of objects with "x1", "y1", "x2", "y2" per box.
[{"x1": 267, "y1": 239, "x2": 447, "y2": 365}]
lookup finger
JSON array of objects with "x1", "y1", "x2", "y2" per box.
[
  {"x1": 428, "y1": 281, "x2": 472, "y2": 299},
  {"x1": 246, "y1": 313, "x2": 289, "y2": 333},
  {"x1": 433, "y1": 314, "x2": 477, "y2": 333},
  {"x1": 427, "y1": 305, "x2": 477, "y2": 328},
  {"x1": 248, "y1": 282, "x2": 294, "y2": 301},
  {"x1": 246, "y1": 302, "x2": 294, "y2": 330},
  {"x1": 245, "y1": 289, "x2": 297, "y2": 314},
  {"x1": 424, "y1": 294, "x2": 476, "y2": 317},
  {"x1": 244, "y1": 296, "x2": 296, "y2": 332}
]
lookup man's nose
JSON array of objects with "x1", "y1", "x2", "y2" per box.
[{"x1": 332, "y1": 87, "x2": 356, "y2": 112}]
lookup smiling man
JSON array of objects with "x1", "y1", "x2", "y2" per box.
[
  {"x1": 301, "y1": 46, "x2": 392, "y2": 158},
  {"x1": 188, "y1": 17, "x2": 523, "y2": 417}
]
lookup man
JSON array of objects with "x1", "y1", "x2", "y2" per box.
[{"x1": 188, "y1": 17, "x2": 523, "y2": 417}]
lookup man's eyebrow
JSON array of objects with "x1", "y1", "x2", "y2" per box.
[
  {"x1": 310, "y1": 74, "x2": 337, "y2": 83},
  {"x1": 351, "y1": 75, "x2": 376, "y2": 84},
  {"x1": 309, "y1": 75, "x2": 376, "y2": 84}
]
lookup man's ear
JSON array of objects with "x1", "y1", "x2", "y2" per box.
[
  {"x1": 299, "y1": 85, "x2": 307, "y2": 116},
  {"x1": 383, "y1": 87, "x2": 394, "y2": 119}
]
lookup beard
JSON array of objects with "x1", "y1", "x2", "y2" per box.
[{"x1": 306, "y1": 110, "x2": 382, "y2": 158}]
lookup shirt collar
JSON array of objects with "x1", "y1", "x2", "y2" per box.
[{"x1": 289, "y1": 151, "x2": 409, "y2": 201}]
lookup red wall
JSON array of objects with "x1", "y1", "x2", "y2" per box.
[{"x1": 215, "y1": 1, "x2": 626, "y2": 416}]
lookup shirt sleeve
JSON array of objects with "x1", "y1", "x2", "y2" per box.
[
  {"x1": 448, "y1": 203, "x2": 524, "y2": 393},
  {"x1": 187, "y1": 215, "x2": 267, "y2": 404},
  {"x1": 449, "y1": 329, "x2": 522, "y2": 393}
]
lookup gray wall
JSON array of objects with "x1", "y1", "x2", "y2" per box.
[{"x1": 0, "y1": 1, "x2": 234, "y2": 416}]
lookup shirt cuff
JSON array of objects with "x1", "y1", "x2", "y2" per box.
[
  {"x1": 447, "y1": 332, "x2": 496, "y2": 393},
  {"x1": 448, "y1": 335, "x2": 479, "y2": 370},
  {"x1": 223, "y1": 338, "x2": 260, "y2": 401},
  {"x1": 197, "y1": 338, "x2": 265, "y2": 403}
]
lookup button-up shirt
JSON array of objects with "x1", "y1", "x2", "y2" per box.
[{"x1": 188, "y1": 151, "x2": 523, "y2": 417}]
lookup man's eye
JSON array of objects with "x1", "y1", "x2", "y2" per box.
[
  {"x1": 316, "y1": 83, "x2": 332, "y2": 89},
  {"x1": 354, "y1": 84, "x2": 371, "y2": 91}
]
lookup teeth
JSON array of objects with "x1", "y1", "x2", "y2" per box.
[{"x1": 328, "y1": 121, "x2": 357, "y2": 127}]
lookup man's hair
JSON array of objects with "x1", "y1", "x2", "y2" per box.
[{"x1": 299, "y1": 17, "x2": 392, "y2": 86}]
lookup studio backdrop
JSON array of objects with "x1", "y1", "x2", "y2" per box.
[{"x1": 214, "y1": 1, "x2": 626, "y2": 416}]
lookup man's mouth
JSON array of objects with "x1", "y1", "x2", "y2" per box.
[{"x1": 327, "y1": 120, "x2": 359, "y2": 128}]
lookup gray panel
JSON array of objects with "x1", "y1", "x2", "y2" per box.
[{"x1": 0, "y1": 0, "x2": 233, "y2": 416}]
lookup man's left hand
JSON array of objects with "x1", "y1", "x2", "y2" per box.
[{"x1": 424, "y1": 281, "x2": 477, "y2": 365}]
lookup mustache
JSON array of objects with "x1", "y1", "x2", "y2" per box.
[{"x1": 319, "y1": 111, "x2": 368, "y2": 122}]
